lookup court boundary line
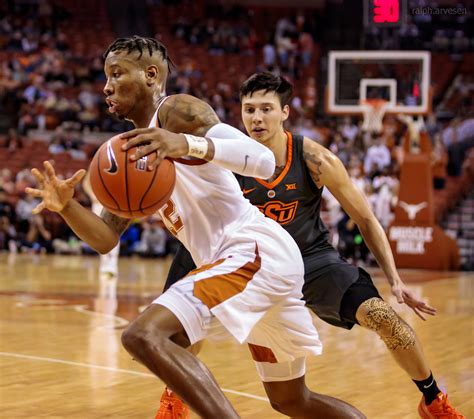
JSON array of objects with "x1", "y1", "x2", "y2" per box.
[{"x1": 0, "y1": 351, "x2": 269, "y2": 402}]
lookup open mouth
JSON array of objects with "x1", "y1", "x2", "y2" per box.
[
  {"x1": 106, "y1": 98, "x2": 118, "y2": 113},
  {"x1": 253, "y1": 127, "x2": 266, "y2": 133}
]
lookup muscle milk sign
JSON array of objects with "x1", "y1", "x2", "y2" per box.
[
  {"x1": 389, "y1": 225, "x2": 433, "y2": 254},
  {"x1": 389, "y1": 153, "x2": 459, "y2": 269}
]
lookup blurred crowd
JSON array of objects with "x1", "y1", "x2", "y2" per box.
[
  {"x1": 0, "y1": 0, "x2": 131, "y2": 137},
  {"x1": 0, "y1": 0, "x2": 473, "y2": 265},
  {"x1": 3, "y1": 112, "x2": 472, "y2": 265},
  {"x1": 0, "y1": 164, "x2": 178, "y2": 257}
]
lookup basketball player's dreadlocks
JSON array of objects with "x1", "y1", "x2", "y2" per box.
[{"x1": 103, "y1": 35, "x2": 174, "y2": 73}]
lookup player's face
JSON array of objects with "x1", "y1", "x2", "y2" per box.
[
  {"x1": 241, "y1": 91, "x2": 289, "y2": 144},
  {"x1": 103, "y1": 52, "x2": 148, "y2": 120}
]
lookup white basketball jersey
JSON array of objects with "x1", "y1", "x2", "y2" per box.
[{"x1": 149, "y1": 108, "x2": 268, "y2": 266}]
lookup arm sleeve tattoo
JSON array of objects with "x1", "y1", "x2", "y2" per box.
[
  {"x1": 303, "y1": 151, "x2": 323, "y2": 183},
  {"x1": 101, "y1": 209, "x2": 131, "y2": 236},
  {"x1": 159, "y1": 94, "x2": 220, "y2": 136}
]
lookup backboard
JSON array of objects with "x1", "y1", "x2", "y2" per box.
[{"x1": 326, "y1": 50, "x2": 431, "y2": 115}]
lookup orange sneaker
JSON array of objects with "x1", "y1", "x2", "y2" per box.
[
  {"x1": 418, "y1": 392, "x2": 465, "y2": 418},
  {"x1": 155, "y1": 388, "x2": 190, "y2": 419}
]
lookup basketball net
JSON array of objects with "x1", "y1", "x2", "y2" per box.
[{"x1": 360, "y1": 99, "x2": 389, "y2": 133}]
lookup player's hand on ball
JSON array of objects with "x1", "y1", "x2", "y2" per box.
[
  {"x1": 120, "y1": 127, "x2": 188, "y2": 170},
  {"x1": 25, "y1": 161, "x2": 86, "y2": 214},
  {"x1": 391, "y1": 280, "x2": 437, "y2": 320}
]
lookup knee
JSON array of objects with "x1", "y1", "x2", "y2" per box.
[
  {"x1": 357, "y1": 298, "x2": 415, "y2": 349},
  {"x1": 121, "y1": 324, "x2": 145, "y2": 355},
  {"x1": 121, "y1": 323, "x2": 166, "y2": 357}
]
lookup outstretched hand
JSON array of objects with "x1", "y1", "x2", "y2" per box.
[
  {"x1": 391, "y1": 280, "x2": 437, "y2": 320},
  {"x1": 25, "y1": 161, "x2": 86, "y2": 214}
]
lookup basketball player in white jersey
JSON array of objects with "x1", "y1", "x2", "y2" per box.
[{"x1": 25, "y1": 36, "x2": 364, "y2": 418}]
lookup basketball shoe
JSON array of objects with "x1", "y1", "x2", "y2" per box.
[
  {"x1": 155, "y1": 388, "x2": 189, "y2": 419},
  {"x1": 418, "y1": 392, "x2": 464, "y2": 418}
]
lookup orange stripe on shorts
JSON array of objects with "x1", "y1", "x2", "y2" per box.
[
  {"x1": 248, "y1": 343, "x2": 278, "y2": 363},
  {"x1": 193, "y1": 244, "x2": 261, "y2": 309},
  {"x1": 187, "y1": 258, "x2": 226, "y2": 277}
]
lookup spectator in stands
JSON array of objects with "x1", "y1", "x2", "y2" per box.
[
  {"x1": 425, "y1": 113, "x2": 440, "y2": 141},
  {"x1": 340, "y1": 116, "x2": 359, "y2": 143},
  {"x1": 15, "y1": 192, "x2": 52, "y2": 253},
  {"x1": 292, "y1": 117, "x2": 321, "y2": 141},
  {"x1": 349, "y1": 165, "x2": 368, "y2": 194},
  {"x1": 135, "y1": 218, "x2": 168, "y2": 258},
  {"x1": 432, "y1": 134, "x2": 449, "y2": 190},
  {"x1": 432, "y1": 30, "x2": 450, "y2": 52},
  {"x1": 337, "y1": 212, "x2": 369, "y2": 265},
  {"x1": 208, "y1": 33, "x2": 225, "y2": 55},
  {"x1": 21, "y1": 32, "x2": 39, "y2": 53},
  {"x1": 225, "y1": 35, "x2": 240, "y2": 54},
  {"x1": 55, "y1": 31, "x2": 70, "y2": 52},
  {"x1": 262, "y1": 38, "x2": 277, "y2": 70},
  {"x1": 52, "y1": 223, "x2": 82, "y2": 255},
  {"x1": 0, "y1": 169, "x2": 15, "y2": 195},
  {"x1": 372, "y1": 169, "x2": 399, "y2": 230},
  {"x1": 458, "y1": 80, "x2": 472, "y2": 116},
  {"x1": 328, "y1": 132, "x2": 349, "y2": 166},
  {"x1": 4, "y1": 128, "x2": 23, "y2": 153},
  {"x1": 15, "y1": 166, "x2": 36, "y2": 195},
  {"x1": 210, "y1": 93, "x2": 227, "y2": 121},
  {"x1": 364, "y1": 135, "x2": 392, "y2": 178},
  {"x1": 0, "y1": 186, "x2": 17, "y2": 251},
  {"x1": 452, "y1": 30, "x2": 469, "y2": 55},
  {"x1": 276, "y1": 30, "x2": 294, "y2": 69},
  {"x1": 0, "y1": 188, "x2": 16, "y2": 251},
  {"x1": 78, "y1": 104, "x2": 100, "y2": 131},
  {"x1": 78, "y1": 83, "x2": 99, "y2": 109},
  {"x1": 23, "y1": 75, "x2": 49, "y2": 104},
  {"x1": 441, "y1": 119, "x2": 455, "y2": 148},
  {"x1": 48, "y1": 127, "x2": 67, "y2": 154},
  {"x1": 303, "y1": 76, "x2": 317, "y2": 110},
  {"x1": 0, "y1": 212, "x2": 17, "y2": 252},
  {"x1": 15, "y1": 193, "x2": 39, "y2": 233},
  {"x1": 240, "y1": 28, "x2": 258, "y2": 56},
  {"x1": 6, "y1": 30, "x2": 23, "y2": 51},
  {"x1": 299, "y1": 31, "x2": 314, "y2": 67}
]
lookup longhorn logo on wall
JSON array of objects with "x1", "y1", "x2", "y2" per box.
[{"x1": 398, "y1": 201, "x2": 428, "y2": 220}]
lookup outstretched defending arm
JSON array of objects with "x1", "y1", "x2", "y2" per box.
[
  {"x1": 120, "y1": 94, "x2": 275, "y2": 179},
  {"x1": 302, "y1": 138, "x2": 436, "y2": 320}
]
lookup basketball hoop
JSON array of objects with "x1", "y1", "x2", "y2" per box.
[{"x1": 360, "y1": 99, "x2": 389, "y2": 133}]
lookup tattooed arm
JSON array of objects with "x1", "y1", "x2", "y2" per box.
[
  {"x1": 58, "y1": 200, "x2": 130, "y2": 254},
  {"x1": 303, "y1": 138, "x2": 436, "y2": 317},
  {"x1": 158, "y1": 94, "x2": 220, "y2": 137},
  {"x1": 303, "y1": 137, "x2": 401, "y2": 285}
]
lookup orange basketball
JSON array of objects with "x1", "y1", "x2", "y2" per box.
[{"x1": 89, "y1": 134, "x2": 175, "y2": 218}]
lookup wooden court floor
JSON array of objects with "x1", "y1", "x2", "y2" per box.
[{"x1": 0, "y1": 253, "x2": 472, "y2": 418}]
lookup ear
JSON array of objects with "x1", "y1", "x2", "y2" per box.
[
  {"x1": 145, "y1": 65, "x2": 159, "y2": 86},
  {"x1": 282, "y1": 104, "x2": 290, "y2": 122}
]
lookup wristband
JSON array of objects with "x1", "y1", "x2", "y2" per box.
[{"x1": 184, "y1": 134, "x2": 208, "y2": 159}]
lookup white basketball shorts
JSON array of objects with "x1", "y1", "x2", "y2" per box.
[{"x1": 153, "y1": 241, "x2": 323, "y2": 382}]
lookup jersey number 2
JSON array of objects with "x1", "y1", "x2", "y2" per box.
[{"x1": 161, "y1": 199, "x2": 184, "y2": 236}]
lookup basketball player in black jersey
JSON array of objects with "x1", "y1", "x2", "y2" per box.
[{"x1": 163, "y1": 72, "x2": 464, "y2": 419}]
